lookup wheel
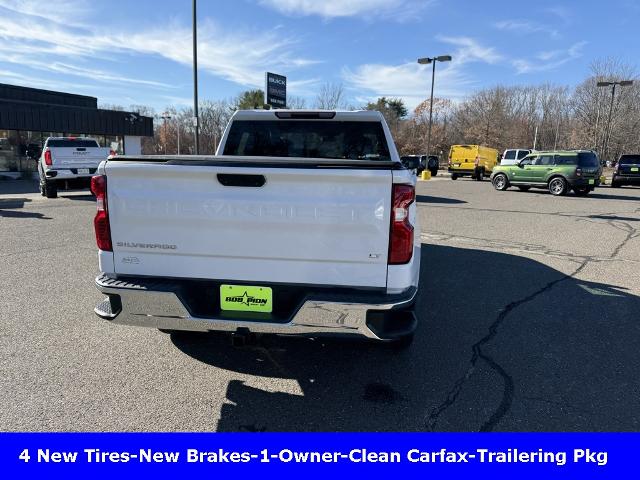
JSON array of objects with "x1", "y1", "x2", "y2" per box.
[
  {"x1": 475, "y1": 168, "x2": 484, "y2": 181},
  {"x1": 548, "y1": 177, "x2": 567, "y2": 196},
  {"x1": 451, "y1": 173, "x2": 458, "y2": 180},
  {"x1": 429, "y1": 168, "x2": 438, "y2": 177},
  {"x1": 492, "y1": 173, "x2": 509, "y2": 191},
  {"x1": 573, "y1": 186, "x2": 591, "y2": 196},
  {"x1": 517, "y1": 186, "x2": 530, "y2": 192},
  {"x1": 610, "y1": 180, "x2": 621, "y2": 188},
  {"x1": 43, "y1": 180, "x2": 58, "y2": 199},
  {"x1": 39, "y1": 179, "x2": 46, "y2": 197}
]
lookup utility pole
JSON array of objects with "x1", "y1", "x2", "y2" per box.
[
  {"x1": 597, "y1": 79, "x2": 633, "y2": 161},
  {"x1": 160, "y1": 112, "x2": 171, "y2": 154},
  {"x1": 553, "y1": 114, "x2": 561, "y2": 151},
  {"x1": 417, "y1": 55, "x2": 452, "y2": 156},
  {"x1": 192, "y1": 0, "x2": 200, "y2": 154},
  {"x1": 533, "y1": 124, "x2": 538, "y2": 151},
  {"x1": 177, "y1": 121, "x2": 180, "y2": 155}
]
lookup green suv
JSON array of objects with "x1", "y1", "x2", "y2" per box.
[{"x1": 490, "y1": 150, "x2": 601, "y2": 196}]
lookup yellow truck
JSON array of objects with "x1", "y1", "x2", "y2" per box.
[{"x1": 448, "y1": 145, "x2": 499, "y2": 181}]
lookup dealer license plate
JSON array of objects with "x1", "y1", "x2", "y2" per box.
[
  {"x1": 77, "y1": 168, "x2": 90, "y2": 174},
  {"x1": 220, "y1": 284, "x2": 272, "y2": 313}
]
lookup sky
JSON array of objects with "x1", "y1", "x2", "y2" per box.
[{"x1": 0, "y1": 0, "x2": 638, "y2": 113}]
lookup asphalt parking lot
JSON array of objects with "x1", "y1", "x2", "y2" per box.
[{"x1": 1, "y1": 177, "x2": 639, "y2": 432}]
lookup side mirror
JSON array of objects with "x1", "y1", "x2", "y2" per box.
[
  {"x1": 518, "y1": 162, "x2": 525, "y2": 168},
  {"x1": 403, "y1": 157, "x2": 421, "y2": 170}
]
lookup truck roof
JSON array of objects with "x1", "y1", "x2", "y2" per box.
[
  {"x1": 528, "y1": 150, "x2": 595, "y2": 155},
  {"x1": 231, "y1": 109, "x2": 384, "y2": 121}
]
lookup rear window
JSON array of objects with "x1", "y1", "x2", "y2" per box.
[
  {"x1": 504, "y1": 150, "x2": 516, "y2": 160},
  {"x1": 554, "y1": 154, "x2": 578, "y2": 166},
  {"x1": 47, "y1": 139, "x2": 99, "y2": 148},
  {"x1": 578, "y1": 152, "x2": 599, "y2": 167},
  {"x1": 619, "y1": 155, "x2": 640, "y2": 165},
  {"x1": 223, "y1": 120, "x2": 391, "y2": 161}
]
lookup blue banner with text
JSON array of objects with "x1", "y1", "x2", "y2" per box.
[{"x1": 0, "y1": 433, "x2": 634, "y2": 479}]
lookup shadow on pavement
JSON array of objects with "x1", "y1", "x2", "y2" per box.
[
  {"x1": 171, "y1": 244, "x2": 640, "y2": 432},
  {"x1": 0, "y1": 197, "x2": 50, "y2": 219},
  {"x1": 0, "y1": 210, "x2": 51, "y2": 220},
  {"x1": 581, "y1": 192, "x2": 640, "y2": 201},
  {"x1": 0, "y1": 179, "x2": 39, "y2": 195},
  {"x1": 0, "y1": 197, "x2": 32, "y2": 208},
  {"x1": 62, "y1": 194, "x2": 95, "y2": 201},
  {"x1": 416, "y1": 195, "x2": 467, "y2": 204}
]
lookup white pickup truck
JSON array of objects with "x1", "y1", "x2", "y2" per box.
[
  {"x1": 92, "y1": 110, "x2": 421, "y2": 346},
  {"x1": 38, "y1": 137, "x2": 113, "y2": 198}
]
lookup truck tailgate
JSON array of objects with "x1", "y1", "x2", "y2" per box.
[
  {"x1": 105, "y1": 160, "x2": 393, "y2": 288},
  {"x1": 50, "y1": 147, "x2": 110, "y2": 167}
]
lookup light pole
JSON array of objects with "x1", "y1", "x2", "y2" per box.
[
  {"x1": 176, "y1": 120, "x2": 180, "y2": 155},
  {"x1": 417, "y1": 55, "x2": 452, "y2": 157},
  {"x1": 597, "y1": 79, "x2": 633, "y2": 161},
  {"x1": 192, "y1": 0, "x2": 200, "y2": 154},
  {"x1": 160, "y1": 112, "x2": 171, "y2": 154}
]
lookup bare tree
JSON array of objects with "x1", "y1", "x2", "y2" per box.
[
  {"x1": 287, "y1": 95, "x2": 307, "y2": 109},
  {"x1": 314, "y1": 82, "x2": 346, "y2": 109}
]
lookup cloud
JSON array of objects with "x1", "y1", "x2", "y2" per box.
[
  {"x1": 494, "y1": 19, "x2": 560, "y2": 38},
  {"x1": 258, "y1": 0, "x2": 432, "y2": 21},
  {"x1": 513, "y1": 41, "x2": 587, "y2": 74},
  {"x1": 342, "y1": 36, "x2": 501, "y2": 110},
  {"x1": 0, "y1": 68, "x2": 95, "y2": 92},
  {"x1": 0, "y1": 0, "x2": 318, "y2": 94},
  {"x1": 0, "y1": 0, "x2": 90, "y2": 26},
  {"x1": 436, "y1": 36, "x2": 504, "y2": 64},
  {"x1": 0, "y1": 51, "x2": 174, "y2": 89},
  {"x1": 544, "y1": 5, "x2": 573, "y2": 24}
]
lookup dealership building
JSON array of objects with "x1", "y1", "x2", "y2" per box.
[{"x1": 0, "y1": 83, "x2": 153, "y2": 177}]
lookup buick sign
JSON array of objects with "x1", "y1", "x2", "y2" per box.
[{"x1": 265, "y1": 72, "x2": 287, "y2": 108}]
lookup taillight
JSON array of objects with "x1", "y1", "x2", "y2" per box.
[
  {"x1": 90, "y1": 175, "x2": 112, "y2": 251},
  {"x1": 44, "y1": 148, "x2": 52, "y2": 166},
  {"x1": 576, "y1": 168, "x2": 583, "y2": 177},
  {"x1": 388, "y1": 184, "x2": 415, "y2": 265}
]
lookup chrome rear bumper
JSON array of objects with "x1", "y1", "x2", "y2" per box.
[{"x1": 94, "y1": 275, "x2": 417, "y2": 340}]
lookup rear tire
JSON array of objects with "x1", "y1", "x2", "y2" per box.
[
  {"x1": 610, "y1": 180, "x2": 621, "y2": 188},
  {"x1": 548, "y1": 177, "x2": 567, "y2": 196},
  {"x1": 451, "y1": 173, "x2": 458, "y2": 180},
  {"x1": 573, "y1": 186, "x2": 591, "y2": 196},
  {"x1": 429, "y1": 168, "x2": 438, "y2": 177},
  {"x1": 43, "y1": 180, "x2": 58, "y2": 199},
  {"x1": 492, "y1": 173, "x2": 509, "y2": 191}
]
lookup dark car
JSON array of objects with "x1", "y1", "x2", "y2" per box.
[
  {"x1": 611, "y1": 154, "x2": 640, "y2": 187},
  {"x1": 426, "y1": 155, "x2": 439, "y2": 176},
  {"x1": 26, "y1": 143, "x2": 42, "y2": 160},
  {"x1": 400, "y1": 154, "x2": 439, "y2": 176}
]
